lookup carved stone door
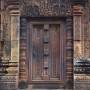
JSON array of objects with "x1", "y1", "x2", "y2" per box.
[{"x1": 29, "y1": 21, "x2": 65, "y2": 83}]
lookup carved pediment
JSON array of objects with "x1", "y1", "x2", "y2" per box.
[{"x1": 21, "y1": 0, "x2": 72, "y2": 17}]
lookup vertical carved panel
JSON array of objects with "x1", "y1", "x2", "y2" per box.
[
  {"x1": 11, "y1": 15, "x2": 20, "y2": 62},
  {"x1": 73, "y1": 5, "x2": 85, "y2": 58},
  {"x1": 32, "y1": 24, "x2": 43, "y2": 80},
  {"x1": 10, "y1": 10, "x2": 20, "y2": 86},
  {"x1": 43, "y1": 24, "x2": 49, "y2": 79},
  {"x1": 50, "y1": 24, "x2": 60, "y2": 79},
  {"x1": 74, "y1": 16, "x2": 81, "y2": 41}
]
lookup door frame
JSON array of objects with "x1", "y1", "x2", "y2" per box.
[{"x1": 26, "y1": 17, "x2": 66, "y2": 84}]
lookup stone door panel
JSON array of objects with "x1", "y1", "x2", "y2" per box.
[{"x1": 28, "y1": 21, "x2": 65, "y2": 83}]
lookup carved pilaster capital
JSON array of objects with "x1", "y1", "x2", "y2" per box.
[
  {"x1": 73, "y1": 5, "x2": 84, "y2": 16},
  {"x1": 9, "y1": 10, "x2": 20, "y2": 15},
  {"x1": 5, "y1": 0, "x2": 20, "y2": 15}
]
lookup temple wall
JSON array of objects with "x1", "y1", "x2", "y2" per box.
[
  {"x1": 0, "y1": 0, "x2": 20, "y2": 89},
  {"x1": 0, "y1": 0, "x2": 90, "y2": 90},
  {"x1": 20, "y1": 0, "x2": 72, "y2": 17}
]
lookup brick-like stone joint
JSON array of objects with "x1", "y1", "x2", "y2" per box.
[{"x1": 73, "y1": 4, "x2": 84, "y2": 58}]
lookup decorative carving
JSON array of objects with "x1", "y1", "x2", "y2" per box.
[
  {"x1": 73, "y1": 5, "x2": 84, "y2": 15},
  {"x1": 21, "y1": 0, "x2": 72, "y2": 16}
]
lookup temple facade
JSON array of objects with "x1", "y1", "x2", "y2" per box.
[{"x1": 0, "y1": 0, "x2": 90, "y2": 90}]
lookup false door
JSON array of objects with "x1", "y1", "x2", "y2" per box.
[{"x1": 29, "y1": 21, "x2": 65, "y2": 82}]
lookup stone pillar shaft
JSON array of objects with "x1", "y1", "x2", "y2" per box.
[
  {"x1": 10, "y1": 10, "x2": 20, "y2": 89},
  {"x1": 73, "y1": 5, "x2": 84, "y2": 58}
]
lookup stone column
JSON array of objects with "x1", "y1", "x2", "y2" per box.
[
  {"x1": 73, "y1": 5, "x2": 84, "y2": 58},
  {"x1": 10, "y1": 10, "x2": 20, "y2": 89}
]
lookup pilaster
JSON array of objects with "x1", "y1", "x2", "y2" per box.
[
  {"x1": 10, "y1": 9, "x2": 20, "y2": 89},
  {"x1": 18, "y1": 17, "x2": 28, "y2": 89},
  {"x1": 73, "y1": 5, "x2": 84, "y2": 58}
]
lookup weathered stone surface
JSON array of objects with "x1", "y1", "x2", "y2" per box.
[
  {"x1": 0, "y1": 0, "x2": 90, "y2": 90},
  {"x1": 20, "y1": 0, "x2": 72, "y2": 16},
  {"x1": 74, "y1": 80, "x2": 90, "y2": 90}
]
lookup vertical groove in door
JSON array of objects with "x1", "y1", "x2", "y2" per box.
[
  {"x1": 60, "y1": 23, "x2": 63, "y2": 80},
  {"x1": 43, "y1": 24, "x2": 49, "y2": 79}
]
